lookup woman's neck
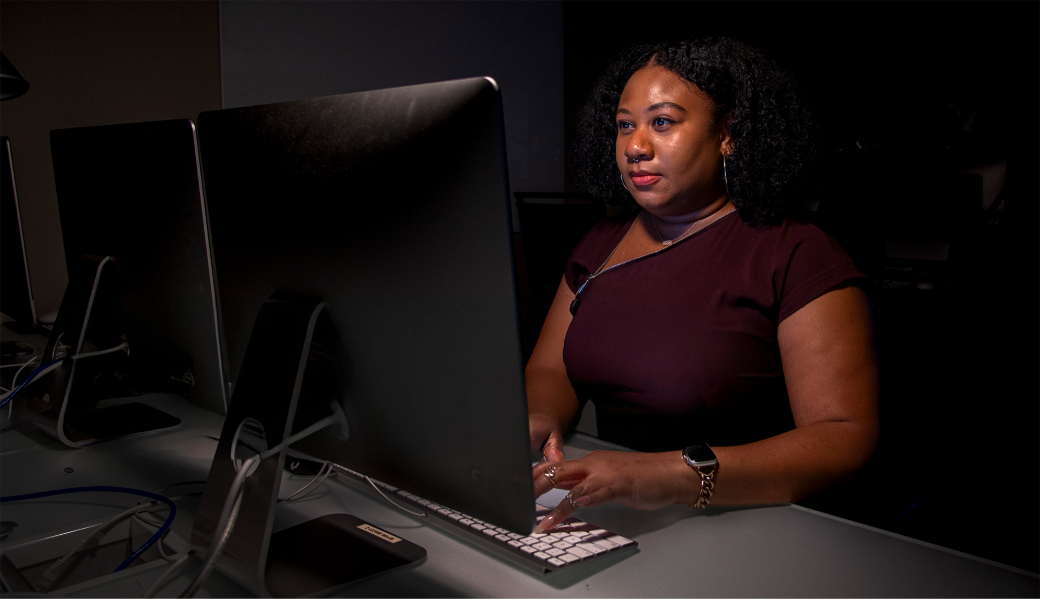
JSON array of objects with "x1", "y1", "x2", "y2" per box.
[{"x1": 653, "y1": 195, "x2": 732, "y2": 225}]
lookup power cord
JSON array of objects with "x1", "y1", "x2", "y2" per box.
[
  {"x1": 0, "y1": 341, "x2": 130, "y2": 409},
  {"x1": 170, "y1": 411, "x2": 344, "y2": 598}
]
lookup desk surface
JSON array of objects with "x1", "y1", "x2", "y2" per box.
[{"x1": 1, "y1": 397, "x2": 1037, "y2": 598}]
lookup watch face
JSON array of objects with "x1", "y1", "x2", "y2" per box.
[{"x1": 684, "y1": 444, "x2": 717, "y2": 465}]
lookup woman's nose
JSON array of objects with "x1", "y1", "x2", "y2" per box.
[{"x1": 625, "y1": 130, "x2": 652, "y2": 162}]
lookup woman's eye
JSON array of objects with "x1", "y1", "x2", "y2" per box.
[
  {"x1": 617, "y1": 121, "x2": 633, "y2": 130},
  {"x1": 653, "y1": 117, "x2": 673, "y2": 127}
]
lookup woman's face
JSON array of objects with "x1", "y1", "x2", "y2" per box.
[{"x1": 616, "y1": 66, "x2": 730, "y2": 216}]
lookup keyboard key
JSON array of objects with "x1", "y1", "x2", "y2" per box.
[
  {"x1": 568, "y1": 546, "x2": 593, "y2": 559},
  {"x1": 448, "y1": 513, "x2": 463, "y2": 520},
  {"x1": 607, "y1": 535, "x2": 635, "y2": 547},
  {"x1": 459, "y1": 519, "x2": 473, "y2": 525},
  {"x1": 519, "y1": 536, "x2": 539, "y2": 545},
  {"x1": 546, "y1": 548, "x2": 565, "y2": 557},
  {"x1": 534, "y1": 551, "x2": 550, "y2": 559},
  {"x1": 507, "y1": 533, "x2": 523, "y2": 539},
  {"x1": 576, "y1": 542, "x2": 607, "y2": 555},
  {"x1": 507, "y1": 540, "x2": 524, "y2": 548},
  {"x1": 563, "y1": 536, "x2": 582, "y2": 544},
  {"x1": 570, "y1": 521, "x2": 588, "y2": 527},
  {"x1": 470, "y1": 523, "x2": 486, "y2": 531},
  {"x1": 532, "y1": 542, "x2": 552, "y2": 551},
  {"x1": 559, "y1": 553, "x2": 579, "y2": 563},
  {"x1": 589, "y1": 529, "x2": 609, "y2": 537},
  {"x1": 495, "y1": 534, "x2": 511, "y2": 542},
  {"x1": 519, "y1": 545, "x2": 537, "y2": 554},
  {"x1": 482, "y1": 528, "x2": 498, "y2": 537},
  {"x1": 551, "y1": 541, "x2": 573, "y2": 550},
  {"x1": 591, "y1": 539, "x2": 618, "y2": 550},
  {"x1": 547, "y1": 557, "x2": 565, "y2": 567}
]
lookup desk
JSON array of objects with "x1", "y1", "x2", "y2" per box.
[{"x1": 1, "y1": 398, "x2": 1037, "y2": 598}]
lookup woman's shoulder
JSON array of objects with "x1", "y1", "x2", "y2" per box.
[{"x1": 720, "y1": 215, "x2": 847, "y2": 256}]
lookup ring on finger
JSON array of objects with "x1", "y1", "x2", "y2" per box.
[
  {"x1": 566, "y1": 494, "x2": 578, "y2": 508},
  {"x1": 543, "y1": 465, "x2": 558, "y2": 487}
]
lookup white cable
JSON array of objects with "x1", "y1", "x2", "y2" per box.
[
  {"x1": 131, "y1": 513, "x2": 178, "y2": 562},
  {"x1": 0, "y1": 342, "x2": 129, "y2": 403},
  {"x1": 37, "y1": 501, "x2": 158, "y2": 592},
  {"x1": 279, "y1": 462, "x2": 332, "y2": 502},
  {"x1": 363, "y1": 476, "x2": 428, "y2": 518},
  {"x1": 70, "y1": 341, "x2": 130, "y2": 361},
  {"x1": 0, "y1": 362, "x2": 33, "y2": 369},
  {"x1": 0, "y1": 361, "x2": 61, "y2": 403},
  {"x1": 176, "y1": 414, "x2": 341, "y2": 597},
  {"x1": 9, "y1": 355, "x2": 40, "y2": 390},
  {"x1": 178, "y1": 455, "x2": 256, "y2": 598},
  {"x1": 260, "y1": 413, "x2": 339, "y2": 462},
  {"x1": 142, "y1": 551, "x2": 193, "y2": 598}
]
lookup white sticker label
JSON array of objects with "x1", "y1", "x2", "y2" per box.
[{"x1": 357, "y1": 523, "x2": 401, "y2": 544}]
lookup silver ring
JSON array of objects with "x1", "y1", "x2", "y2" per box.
[
  {"x1": 566, "y1": 494, "x2": 578, "y2": 508},
  {"x1": 543, "y1": 466, "x2": 558, "y2": 487}
]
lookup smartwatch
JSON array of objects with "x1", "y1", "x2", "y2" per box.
[{"x1": 681, "y1": 443, "x2": 718, "y2": 508}]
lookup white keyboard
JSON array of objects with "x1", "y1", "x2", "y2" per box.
[{"x1": 331, "y1": 465, "x2": 637, "y2": 574}]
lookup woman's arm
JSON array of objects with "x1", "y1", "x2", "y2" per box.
[
  {"x1": 525, "y1": 277, "x2": 581, "y2": 463},
  {"x1": 531, "y1": 285, "x2": 880, "y2": 531}
]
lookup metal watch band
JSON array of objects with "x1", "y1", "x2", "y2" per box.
[
  {"x1": 689, "y1": 463, "x2": 716, "y2": 508},
  {"x1": 681, "y1": 453, "x2": 718, "y2": 509}
]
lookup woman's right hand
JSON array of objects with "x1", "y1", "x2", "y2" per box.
[{"x1": 529, "y1": 412, "x2": 566, "y2": 463}]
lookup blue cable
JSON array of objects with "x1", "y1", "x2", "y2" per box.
[
  {"x1": 0, "y1": 485, "x2": 177, "y2": 572},
  {"x1": 0, "y1": 359, "x2": 62, "y2": 409},
  {"x1": 888, "y1": 495, "x2": 924, "y2": 527}
]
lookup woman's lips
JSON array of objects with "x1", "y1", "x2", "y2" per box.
[{"x1": 630, "y1": 172, "x2": 661, "y2": 186}]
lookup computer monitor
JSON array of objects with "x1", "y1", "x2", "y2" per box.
[
  {"x1": 0, "y1": 136, "x2": 38, "y2": 334},
  {"x1": 192, "y1": 77, "x2": 535, "y2": 595},
  {"x1": 30, "y1": 119, "x2": 227, "y2": 446}
]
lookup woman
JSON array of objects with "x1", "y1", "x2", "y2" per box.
[{"x1": 528, "y1": 37, "x2": 879, "y2": 533}]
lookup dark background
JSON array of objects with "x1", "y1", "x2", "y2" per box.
[{"x1": 562, "y1": 2, "x2": 1037, "y2": 573}]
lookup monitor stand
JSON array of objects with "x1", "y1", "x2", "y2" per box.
[
  {"x1": 191, "y1": 298, "x2": 425, "y2": 597},
  {"x1": 24, "y1": 255, "x2": 180, "y2": 447}
]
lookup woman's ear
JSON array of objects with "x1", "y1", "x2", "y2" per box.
[{"x1": 719, "y1": 112, "x2": 734, "y2": 155}]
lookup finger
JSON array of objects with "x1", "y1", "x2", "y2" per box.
[
  {"x1": 532, "y1": 461, "x2": 585, "y2": 497},
  {"x1": 542, "y1": 431, "x2": 565, "y2": 463},
  {"x1": 532, "y1": 462, "x2": 561, "y2": 497},
  {"x1": 534, "y1": 495, "x2": 578, "y2": 533}
]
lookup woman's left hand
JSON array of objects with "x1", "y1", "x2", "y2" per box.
[{"x1": 532, "y1": 450, "x2": 694, "y2": 532}]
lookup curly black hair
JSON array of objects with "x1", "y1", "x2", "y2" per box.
[{"x1": 575, "y1": 37, "x2": 821, "y2": 228}]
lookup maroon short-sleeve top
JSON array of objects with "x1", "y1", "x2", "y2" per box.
[{"x1": 563, "y1": 210, "x2": 868, "y2": 452}]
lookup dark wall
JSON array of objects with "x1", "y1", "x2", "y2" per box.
[
  {"x1": 0, "y1": 1, "x2": 223, "y2": 317},
  {"x1": 218, "y1": 0, "x2": 566, "y2": 226},
  {"x1": 563, "y1": 1, "x2": 1038, "y2": 573}
]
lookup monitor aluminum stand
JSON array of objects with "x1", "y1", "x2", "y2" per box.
[
  {"x1": 191, "y1": 298, "x2": 425, "y2": 597},
  {"x1": 25, "y1": 255, "x2": 181, "y2": 447}
]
